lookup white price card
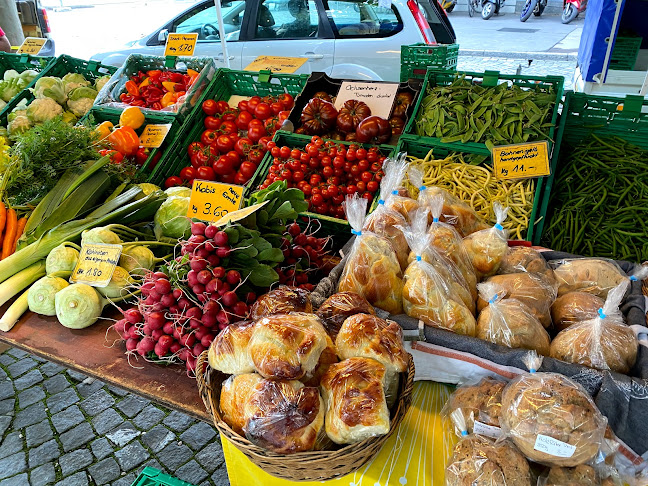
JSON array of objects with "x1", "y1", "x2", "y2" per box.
[
  {"x1": 473, "y1": 421, "x2": 502, "y2": 439},
  {"x1": 334, "y1": 81, "x2": 399, "y2": 119},
  {"x1": 533, "y1": 434, "x2": 576, "y2": 458}
]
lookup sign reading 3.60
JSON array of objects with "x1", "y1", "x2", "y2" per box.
[{"x1": 187, "y1": 180, "x2": 245, "y2": 222}]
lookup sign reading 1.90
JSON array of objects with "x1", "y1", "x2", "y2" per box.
[{"x1": 187, "y1": 180, "x2": 245, "y2": 221}]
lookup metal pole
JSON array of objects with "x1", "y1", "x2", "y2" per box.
[{"x1": 213, "y1": 0, "x2": 231, "y2": 68}]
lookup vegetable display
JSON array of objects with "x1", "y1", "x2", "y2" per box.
[
  {"x1": 414, "y1": 75, "x2": 557, "y2": 150},
  {"x1": 119, "y1": 69, "x2": 199, "y2": 110},
  {"x1": 542, "y1": 135, "x2": 648, "y2": 262},
  {"x1": 0, "y1": 70, "x2": 38, "y2": 103}
]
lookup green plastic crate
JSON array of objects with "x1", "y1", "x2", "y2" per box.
[
  {"x1": 80, "y1": 107, "x2": 181, "y2": 183},
  {"x1": 536, "y1": 91, "x2": 648, "y2": 245},
  {"x1": 403, "y1": 69, "x2": 564, "y2": 157},
  {"x1": 396, "y1": 134, "x2": 543, "y2": 242},
  {"x1": 400, "y1": 43, "x2": 459, "y2": 82},
  {"x1": 610, "y1": 36, "x2": 643, "y2": 71},
  {"x1": 150, "y1": 68, "x2": 309, "y2": 187},
  {"x1": 0, "y1": 52, "x2": 54, "y2": 118},
  {"x1": 250, "y1": 130, "x2": 395, "y2": 248},
  {"x1": 130, "y1": 467, "x2": 196, "y2": 486},
  {"x1": 0, "y1": 54, "x2": 116, "y2": 125}
]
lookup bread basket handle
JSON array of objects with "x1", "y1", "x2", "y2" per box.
[{"x1": 195, "y1": 350, "x2": 212, "y2": 412}]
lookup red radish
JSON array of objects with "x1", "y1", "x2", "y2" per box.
[
  {"x1": 195, "y1": 328, "x2": 206, "y2": 341},
  {"x1": 180, "y1": 334, "x2": 196, "y2": 347},
  {"x1": 189, "y1": 319, "x2": 201, "y2": 330},
  {"x1": 226, "y1": 270, "x2": 241, "y2": 285},
  {"x1": 188, "y1": 234, "x2": 206, "y2": 245},
  {"x1": 187, "y1": 270, "x2": 199, "y2": 286},
  {"x1": 193, "y1": 343, "x2": 206, "y2": 356},
  {"x1": 197, "y1": 270, "x2": 212, "y2": 285},
  {"x1": 245, "y1": 292, "x2": 256, "y2": 304},
  {"x1": 195, "y1": 248, "x2": 211, "y2": 260},
  {"x1": 201, "y1": 334, "x2": 214, "y2": 348},
  {"x1": 191, "y1": 222, "x2": 207, "y2": 235},
  {"x1": 128, "y1": 326, "x2": 139, "y2": 340},
  {"x1": 161, "y1": 293, "x2": 176, "y2": 307},
  {"x1": 212, "y1": 267, "x2": 225, "y2": 279},
  {"x1": 216, "y1": 246, "x2": 230, "y2": 258},
  {"x1": 126, "y1": 338, "x2": 138, "y2": 352},
  {"x1": 141, "y1": 282, "x2": 155, "y2": 295},
  {"x1": 205, "y1": 225, "x2": 218, "y2": 239},
  {"x1": 124, "y1": 309, "x2": 142, "y2": 324},
  {"x1": 158, "y1": 335, "x2": 173, "y2": 350},
  {"x1": 232, "y1": 301, "x2": 248, "y2": 317},
  {"x1": 152, "y1": 329, "x2": 164, "y2": 341},
  {"x1": 153, "y1": 271, "x2": 167, "y2": 279},
  {"x1": 202, "y1": 313, "x2": 218, "y2": 328},
  {"x1": 154, "y1": 279, "x2": 172, "y2": 295},
  {"x1": 186, "y1": 307, "x2": 202, "y2": 320},
  {"x1": 178, "y1": 348, "x2": 192, "y2": 362},
  {"x1": 190, "y1": 259, "x2": 207, "y2": 272},
  {"x1": 170, "y1": 342, "x2": 181, "y2": 355},
  {"x1": 192, "y1": 284, "x2": 205, "y2": 296},
  {"x1": 207, "y1": 254, "x2": 220, "y2": 267},
  {"x1": 214, "y1": 231, "x2": 228, "y2": 246},
  {"x1": 217, "y1": 310, "x2": 230, "y2": 326},
  {"x1": 221, "y1": 291, "x2": 238, "y2": 307},
  {"x1": 173, "y1": 328, "x2": 184, "y2": 341},
  {"x1": 168, "y1": 305, "x2": 180, "y2": 315},
  {"x1": 114, "y1": 319, "x2": 127, "y2": 335},
  {"x1": 163, "y1": 321, "x2": 175, "y2": 335},
  {"x1": 178, "y1": 298, "x2": 191, "y2": 310},
  {"x1": 154, "y1": 344, "x2": 167, "y2": 358},
  {"x1": 137, "y1": 337, "x2": 155, "y2": 356},
  {"x1": 218, "y1": 282, "x2": 231, "y2": 296},
  {"x1": 146, "y1": 311, "x2": 165, "y2": 328},
  {"x1": 172, "y1": 288, "x2": 183, "y2": 300},
  {"x1": 148, "y1": 290, "x2": 162, "y2": 302},
  {"x1": 205, "y1": 279, "x2": 221, "y2": 294}
]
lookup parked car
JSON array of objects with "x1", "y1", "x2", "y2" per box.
[
  {"x1": 16, "y1": 0, "x2": 55, "y2": 56},
  {"x1": 90, "y1": 0, "x2": 455, "y2": 82}
]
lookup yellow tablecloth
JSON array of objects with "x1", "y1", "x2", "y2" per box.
[{"x1": 222, "y1": 381, "x2": 458, "y2": 485}]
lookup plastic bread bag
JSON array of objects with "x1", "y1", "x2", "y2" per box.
[
  {"x1": 537, "y1": 465, "x2": 610, "y2": 486},
  {"x1": 338, "y1": 194, "x2": 404, "y2": 314},
  {"x1": 551, "y1": 292, "x2": 605, "y2": 332},
  {"x1": 249, "y1": 286, "x2": 312, "y2": 319},
  {"x1": 398, "y1": 212, "x2": 477, "y2": 336},
  {"x1": 219, "y1": 372, "x2": 263, "y2": 435},
  {"x1": 247, "y1": 312, "x2": 329, "y2": 380},
  {"x1": 207, "y1": 320, "x2": 255, "y2": 375},
  {"x1": 243, "y1": 378, "x2": 325, "y2": 454},
  {"x1": 500, "y1": 351, "x2": 607, "y2": 467},
  {"x1": 441, "y1": 376, "x2": 507, "y2": 439},
  {"x1": 409, "y1": 165, "x2": 489, "y2": 237},
  {"x1": 362, "y1": 155, "x2": 411, "y2": 270},
  {"x1": 477, "y1": 272, "x2": 557, "y2": 329},
  {"x1": 383, "y1": 153, "x2": 420, "y2": 220},
  {"x1": 463, "y1": 203, "x2": 510, "y2": 280},
  {"x1": 477, "y1": 282, "x2": 551, "y2": 355},
  {"x1": 320, "y1": 357, "x2": 391, "y2": 445},
  {"x1": 315, "y1": 291, "x2": 375, "y2": 339},
  {"x1": 550, "y1": 280, "x2": 638, "y2": 374},
  {"x1": 400, "y1": 208, "x2": 475, "y2": 314},
  {"x1": 445, "y1": 409, "x2": 532, "y2": 486},
  {"x1": 498, "y1": 246, "x2": 557, "y2": 287},
  {"x1": 550, "y1": 258, "x2": 628, "y2": 298},
  {"x1": 418, "y1": 194, "x2": 478, "y2": 300}
]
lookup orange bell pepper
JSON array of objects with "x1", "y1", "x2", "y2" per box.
[
  {"x1": 161, "y1": 92, "x2": 175, "y2": 108},
  {"x1": 162, "y1": 81, "x2": 177, "y2": 93},
  {"x1": 119, "y1": 106, "x2": 145, "y2": 130},
  {"x1": 187, "y1": 69, "x2": 199, "y2": 78},
  {"x1": 147, "y1": 70, "x2": 162, "y2": 78},
  {"x1": 108, "y1": 126, "x2": 140, "y2": 157},
  {"x1": 125, "y1": 80, "x2": 140, "y2": 96},
  {"x1": 139, "y1": 78, "x2": 151, "y2": 89}
]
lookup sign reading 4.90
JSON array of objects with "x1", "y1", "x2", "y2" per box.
[{"x1": 187, "y1": 180, "x2": 245, "y2": 222}]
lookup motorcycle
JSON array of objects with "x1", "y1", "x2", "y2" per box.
[
  {"x1": 480, "y1": 0, "x2": 503, "y2": 20},
  {"x1": 520, "y1": 0, "x2": 547, "y2": 21},
  {"x1": 562, "y1": 0, "x2": 586, "y2": 23},
  {"x1": 440, "y1": 0, "x2": 457, "y2": 13}
]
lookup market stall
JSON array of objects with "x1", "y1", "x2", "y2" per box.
[{"x1": 0, "y1": 44, "x2": 646, "y2": 486}]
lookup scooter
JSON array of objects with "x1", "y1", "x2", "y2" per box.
[
  {"x1": 440, "y1": 0, "x2": 457, "y2": 13},
  {"x1": 481, "y1": 0, "x2": 503, "y2": 20},
  {"x1": 562, "y1": 0, "x2": 586, "y2": 23},
  {"x1": 520, "y1": 0, "x2": 548, "y2": 21}
]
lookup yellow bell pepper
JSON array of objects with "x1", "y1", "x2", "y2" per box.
[
  {"x1": 139, "y1": 78, "x2": 151, "y2": 89},
  {"x1": 162, "y1": 82, "x2": 177, "y2": 93},
  {"x1": 119, "y1": 107, "x2": 145, "y2": 130},
  {"x1": 161, "y1": 92, "x2": 176, "y2": 108},
  {"x1": 187, "y1": 69, "x2": 199, "y2": 78},
  {"x1": 95, "y1": 121, "x2": 114, "y2": 140}
]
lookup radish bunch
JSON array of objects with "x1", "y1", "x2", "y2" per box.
[{"x1": 277, "y1": 222, "x2": 331, "y2": 291}]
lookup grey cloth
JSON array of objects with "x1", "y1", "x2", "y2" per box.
[{"x1": 315, "y1": 247, "x2": 648, "y2": 455}]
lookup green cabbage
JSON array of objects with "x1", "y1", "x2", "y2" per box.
[
  {"x1": 66, "y1": 87, "x2": 98, "y2": 117},
  {"x1": 26, "y1": 98, "x2": 64, "y2": 124},
  {"x1": 154, "y1": 196, "x2": 191, "y2": 239},
  {"x1": 164, "y1": 186, "x2": 191, "y2": 197},
  {"x1": 32, "y1": 77, "x2": 67, "y2": 105}
]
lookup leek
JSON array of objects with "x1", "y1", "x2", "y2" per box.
[
  {"x1": 0, "y1": 261, "x2": 46, "y2": 308},
  {"x1": 0, "y1": 290, "x2": 29, "y2": 332}
]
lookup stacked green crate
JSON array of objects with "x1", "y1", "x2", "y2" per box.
[{"x1": 400, "y1": 43, "x2": 459, "y2": 82}]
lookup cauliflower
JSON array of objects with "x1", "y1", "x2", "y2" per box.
[
  {"x1": 62, "y1": 73, "x2": 90, "y2": 95},
  {"x1": 8, "y1": 115, "x2": 33, "y2": 137},
  {"x1": 32, "y1": 77, "x2": 67, "y2": 105},
  {"x1": 94, "y1": 75, "x2": 111, "y2": 93},
  {"x1": 66, "y1": 87, "x2": 98, "y2": 117},
  {"x1": 26, "y1": 98, "x2": 64, "y2": 124}
]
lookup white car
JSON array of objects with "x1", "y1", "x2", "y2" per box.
[{"x1": 90, "y1": 0, "x2": 455, "y2": 82}]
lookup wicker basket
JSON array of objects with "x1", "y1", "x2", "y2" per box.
[{"x1": 195, "y1": 350, "x2": 415, "y2": 482}]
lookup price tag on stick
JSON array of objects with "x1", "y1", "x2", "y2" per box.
[
  {"x1": 492, "y1": 141, "x2": 551, "y2": 180},
  {"x1": 17, "y1": 37, "x2": 46, "y2": 55},
  {"x1": 244, "y1": 56, "x2": 308, "y2": 73},
  {"x1": 139, "y1": 124, "x2": 172, "y2": 148},
  {"x1": 164, "y1": 33, "x2": 198, "y2": 57},
  {"x1": 188, "y1": 180, "x2": 245, "y2": 222},
  {"x1": 71, "y1": 244, "x2": 122, "y2": 288}
]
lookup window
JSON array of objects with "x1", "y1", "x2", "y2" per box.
[
  {"x1": 174, "y1": 1, "x2": 246, "y2": 41},
  {"x1": 254, "y1": 0, "x2": 320, "y2": 39},
  {"x1": 325, "y1": 0, "x2": 402, "y2": 37}
]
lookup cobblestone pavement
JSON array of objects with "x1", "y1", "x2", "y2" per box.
[{"x1": 0, "y1": 347, "x2": 230, "y2": 486}]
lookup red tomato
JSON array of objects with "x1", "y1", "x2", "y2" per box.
[
  {"x1": 216, "y1": 100, "x2": 230, "y2": 114},
  {"x1": 278, "y1": 110, "x2": 291, "y2": 121},
  {"x1": 356, "y1": 181, "x2": 366, "y2": 192},
  {"x1": 238, "y1": 100, "x2": 249, "y2": 112},
  {"x1": 202, "y1": 100, "x2": 217, "y2": 115},
  {"x1": 270, "y1": 102, "x2": 284, "y2": 115},
  {"x1": 216, "y1": 135, "x2": 234, "y2": 153},
  {"x1": 247, "y1": 125, "x2": 266, "y2": 143},
  {"x1": 235, "y1": 137, "x2": 252, "y2": 156},
  {"x1": 236, "y1": 111, "x2": 253, "y2": 130},
  {"x1": 248, "y1": 148, "x2": 264, "y2": 165},
  {"x1": 239, "y1": 161, "x2": 257, "y2": 179},
  {"x1": 247, "y1": 96, "x2": 261, "y2": 112},
  {"x1": 310, "y1": 174, "x2": 322, "y2": 186},
  {"x1": 278, "y1": 93, "x2": 294, "y2": 110},
  {"x1": 201, "y1": 129, "x2": 218, "y2": 146},
  {"x1": 293, "y1": 170, "x2": 305, "y2": 182},
  {"x1": 196, "y1": 166, "x2": 216, "y2": 181},
  {"x1": 220, "y1": 121, "x2": 237, "y2": 135},
  {"x1": 356, "y1": 148, "x2": 367, "y2": 160},
  {"x1": 212, "y1": 156, "x2": 234, "y2": 176},
  {"x1": 190, "y1": 153, "x2": 202, "y2": 169},
  {"x1": 322, "y1": 166, "x2": 334, "y2": 178},
  {"x1": 346, "y1": 184, "x2": 357, "y2": 195},
  {"x1": 195, "y1": 149, "x2": 211, "y2": 166},
  {"x1": 311, "y1": 194, "x2": 324, "y2": 206},
  {"x1": 187, "y1": 141, "x2": 204, "y2": 157},
  {"x1": 180, "y1": 166, "x2": 197, "y2": 181},
  {"x1": 222, "y1": 111, "x2": 237, "y2": 122},
  {"x1": 221, "y1": 173, "x2": 236, "y2": 184},
  {"x1": 361, "y1": 171, "x2": 373, "y2": 183},
  {"x1": 204, "y1": 116, "x2": 222, "y2": 130},
  {"x1": 258, "y1": 136, "x2": 272, "y2": 150},
  {"x1": 367, "y1": 150, "x2": 379, "y2": 163},
  {"x1": 165, "y1": 176, "x2": 182, "y2": 188},
  {"x1": 254, "y1": 102, "x2": 272, "y2": 120},
  {"x1": 358, "y1": 159, "x2": 369, "y2": 171},
  {"x1": 234, "y1": 172, "x2": 249, "y2": 185},
  {"x1": 367, "y1": 180, "x2": 379, "y2": 193},
  {"x1": 279, "y1": 146, "x2": 291, "y2": 159}
]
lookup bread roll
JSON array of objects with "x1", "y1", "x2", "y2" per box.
[
  {"x1": 498, "y1": 246, "x2": 556, "y2": 286},
  {"x1": 422, "y1": 186, "x2": 489, "y2": 237},
  {"x1": 463, "y1": 229, "x2": 508, "y2": 280},
  {"x1": 250, "y1": 286, "x2": 312, "y2": 319},
  {"x1": 244, "y1": 379, "x2": 324, "y2": 454},
  {"x1": 501, "y1": 371, "x2": 607, "y2": 466},
  {"x1": 477, "y1": 273, "x2": 556, "y2": 329},
  {"x1": 219, "y1": 373, "x2": 263, "y2": 435},
  {"x1": 320, "y1": 357, "x2": 390, "y2": 444},
  {"x1": 477, "y1": 298, "x2": 551, "y2": 355},
  {"x1": 551, "y1": 292, "x2": 604, "y2": 332},
  {"x1": 363, "y1": 207, "x2": 410, "y2": 271},
  {"x1": 302, "y1": 333, "x2": 338, "y2": 387},
  {"x1": 552, "y1": 259, "x2": 626, "y2": 298},
  {"x1": 248, "y1": 313, "x2": 328, "y2": 380},
  {"x1": 444, "y1": 377, "x2": 505, "y2": 437},
  {"x1": 543, "y1": 465, "x2": 600, "y2": 486},
  {"x1": 386, "y1": 194, "x2": 419, "y2": 221},
  {"x1": 445, "y1": 435, "x2": 531, "y2": 486},
  {"x1": 208, "y1": 320, "x2": 255, "y2": 375},
  {"x1": 338, "y1": 232, "x2": 403, "y2": 315},
  {"x1": 315, "y1": 291, "x2": 375, "y2": 338}
]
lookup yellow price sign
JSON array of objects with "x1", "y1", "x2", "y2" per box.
[
  {"x1": 17, "y1": 37, "x2": 46, "y2": 55},
  {"x1": 71, "y1": 244, "x2": 122, "y2": 288},
  {"x1": 139, "y1": 124, "x2": 172, "y2": 148},
  {"x1": 244, "y1": 55, "x2": 308, "y2": 74},
  {"x1": 164, "y1": 33, "x2": 198, "y2": 57},
  {"x1": 188, "y1": 180, "x2": 245, "y2": 222},
  {"x1": 492, "y1": 141, "x2": 551, "y2": 180}
]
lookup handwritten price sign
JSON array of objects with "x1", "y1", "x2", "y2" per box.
[
  {"x1": 492, "y1": 141, "x2": 550, "y2": 180},
  {"x1": 164, "y1": 33, "x2": 198, "y2": 57},
  {"x1": 139, "y1": 124, "x2": 172, "y2": 148},
  {"x1": 17, "y1": 37, "x2": 46, "y2": 55},
  {"x1": 71, "y1": 244, "x2": 122, "y2": 288},
  {"x1": 244, "y1": 56, "x2": 308, "y2": 73},
  {"x1": 187, "y1": 180, "x2": 245, "y2": 222}
]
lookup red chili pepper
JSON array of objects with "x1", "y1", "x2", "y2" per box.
[
  {"x1": 131, "y1": 99, "x2": 146, "y2": 107},
  {"x1": 168, "y1": 72, "x2": 183, "y2": 83},
  {"x1": 99, "y1": 149, "x2": 125, "y2": 164},
  {"x1": 134, "y1": 147, "x2": 149, "y2": 166},
  {"x1": 151, "y1": 101, "x2": 162, "y2": 110}
]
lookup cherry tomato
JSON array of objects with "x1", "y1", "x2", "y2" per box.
[
  {"x1": 278, "y1": 93, "x2": 294, "y2": 110},
  {"x1": 271, "y1": 146, "x2": 280, "y2": 158},
  {"x1": 187, "y1": 142, "x2": 204, "y2": 157},
  {"x1": 361, "y1": 171, "x2": 373, "y2": 183},
  {"x1": 165, "y1": 176, "x2": 182, "y2": 188},
  {"x1": 201, "y1": 129, "x2": 218, "y2": 146},
  {"x1": 239, "y1": 161, "x2": 257, "y2": 179},
  {"x1": 293, "y1": 170, "x2": 305, "y2": 182},
  {"x1": 346, "y1": 184, "x2": 357, "y2": 195},
  {"x1": 238, "y1": 100, "x2": 249, "y2": 112},
  {"x1": 311, "y1": 193, "x2": 324, "y2": 206},
  {"x1": 350, "y1": 164, "x2": 361, "y2": 176},
  {"x1": 356, "y1": 181, "x2": 366, "y2": 192},
  {"x1": 247, "y1": 96, "x2": 261, "y2": 112},
  {"x1": 258, "y1": 136, "x2": 272, "y2": 150},
  {"x1": 309, "y1": 174, "x2": 322, "y2": 186},
  {"x1": 371, "y1": 162, "x2": 382, "y2": 172},
  {"x1": 322, "y1": 166, "x2": 334, "y2": 178},
  {"x1": 367, "y1": 180, "x2": 379, "y2": 193},
  {"x1": 202, "y1": 99, "x2": 217, "y2": 115},
  {"x1": 301, "y1": 183, "x2": 312, "y2": 196},
  {"x1": 222, "y1": 111, "x2": 237, "y2": 122},
  {"x1": 212, "y1": 156, "x2": 234, "y2": 176},
  {"x1": 358, "y1": 159, "x2": 369, "y2": 171},
  {"x1": 279, "y1": 146, "x2": 291, "y2": 159},
  {"x1": 196, "y1": 166, "x2": 216, "y2": 181},
  {"x1": 362, "y1": 192, "x2": 374, "y2": 202},
  {"x1": 367, "y1": 151, "x2": 378, "y2": 163},
  {"x1": 220, "y1": 120, "x2": 237, "y2": 135},
  {"x1": 225, "y1": 151, "x2": 241, "y2": 169},
  {"x1": 346, "y1": 149, "x2": 357, "y2": 162},
  {"x1": 195, "y1": 150, "x2": 210, "y2": 166},
  {"x1": 180, "y1": 166, "x2": 197, "y2": 181},
  {"x1": 204, "y1": 116, "x2": 222, "y2": 130}
]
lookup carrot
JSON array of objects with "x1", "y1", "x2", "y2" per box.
[
  {"x1": 0, "y1": 202, "x2": 6, "y2": 237},
  {"x1": 1, "y1": 209, "x2": 17, "y2": 260},
  {"x1": 11, "y1": 217, "x2": 27, "y2": 255}
]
